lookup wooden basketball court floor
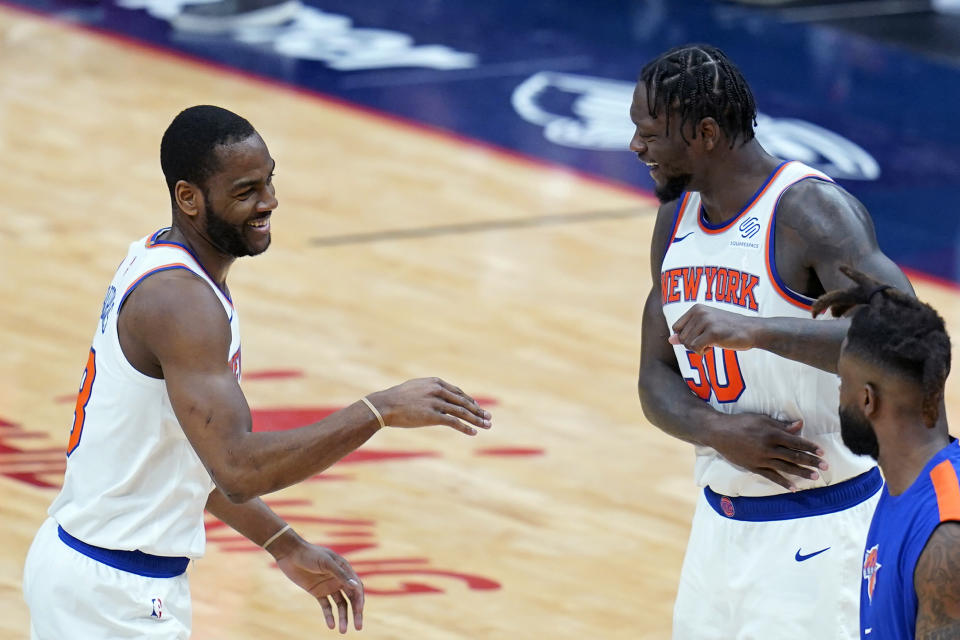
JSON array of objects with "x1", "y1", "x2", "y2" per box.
[{"x1": 1, "y1": 6, "x2": 958, "y2": 639}]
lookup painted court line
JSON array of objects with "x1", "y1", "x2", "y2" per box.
[{"x1": 309, "y1": 207, "x2": 650, "y2": 247}]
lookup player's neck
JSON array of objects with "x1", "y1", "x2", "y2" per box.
[
  {"x1": 161, "y1": 223, "x2": 235, "y2": 288},
  {"x1": 697, "y1": 141, "x2": 781, "y2": 226},
  {"x1": 879, "y1": 425, "x2": 952, "y2": 496}
]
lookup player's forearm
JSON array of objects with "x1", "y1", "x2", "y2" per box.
[
  {"x1": 750, "y1": 316, "x2": 850, "y2": 373},
  {"x1": 637, "y1": 360, "x2": 726, "y2": 448},
  {"x1": 214, "y1": 401, "x2": 381, "y2": 502},
  {"x1": 205, "y1": 491, "x2": 309, "y2": 558}
]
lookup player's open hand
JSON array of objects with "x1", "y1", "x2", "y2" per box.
[
  {"x1": 708, "y1": 414, "x2": 828, "y2": 491},
  {"x1": 275, "y1": 542, "x2": 364, "y2": 633},
  {"x1": 669, "y1": 304, "x2": 761, "y2": 355},
  {"x1": 366, "y1": 377, "x2": 492, "y2": 436}
]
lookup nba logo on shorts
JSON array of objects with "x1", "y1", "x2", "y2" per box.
[
  {"x1": 862, "y1": 545, "x2": 882, "y2": 603},
  {"x1": 720, "y1": 497, "x2": 735, "y2": 517},
  {"x1": 151, "y1": 598, "x2": 163, "y2": 619}
]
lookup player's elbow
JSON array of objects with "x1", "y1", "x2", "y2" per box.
[
  {"x1": 209, "y1": 467, "x2": 260, "y2": 504},
  {"x1": 637, "y1": 363, "x2": 668, "y2": 425},
  {"x1": 637, "y1": 364, "x2": 656, "y2": 408}
]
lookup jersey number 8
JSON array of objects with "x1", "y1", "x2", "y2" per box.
[{"x1": 67, "y1": 348, "x2": 96, "y2": 456}]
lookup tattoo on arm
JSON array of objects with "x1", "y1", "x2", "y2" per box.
[
  {"x1": 915, "y1": 522, "x2": 960, "y2": 640},
  {"x1": 919, "y1": 624, "x2": 960, "y2": 640}
]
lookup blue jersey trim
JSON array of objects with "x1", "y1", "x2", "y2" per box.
[
  {"x1": 118, "y1": 265, "x2": 197, "y2": 312},
  {"x1": 766, "y1": 175, "x2": 834, "y2": 308},
  {"x1": 698, "y1": 161, "x2": 789, "y2": 231},
  {"x1": 58, "y1": 525, "x2": 189, "y2": 578},
  {"x1": 148, "y1": 228, "x2": 234, "y2": 305},
  {"x1": 704, "y1": 467, "x2": 882, "y2": 522}
]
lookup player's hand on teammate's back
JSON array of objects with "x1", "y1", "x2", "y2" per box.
[
  {"x1": 668, "y1": 304, "x2": 760, "y2": 354},
  {"x1": 708, "y1": 415, "x2": 828, "y2": 491},
  {"x1": 274, "y1": 541, "x2": 364, "y2": 633},
  {"x1": 366, "y1": 377, "x2": 492, "y2": 435}
]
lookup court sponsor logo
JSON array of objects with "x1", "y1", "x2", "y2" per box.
[
  {"x1": 115, "y1": 0, "x2": 477, "y2": 71},
  {"x1": 512, "y1": 72, "x2": 880, "y2": 181},
  {"x1": 863, "y1": 544, "x2": 882, "y2": 603}
]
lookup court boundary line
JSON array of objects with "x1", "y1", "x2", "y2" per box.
[
  {"x1": 309, "y1": 208, "x2": 650, "y2": 246},
  {"x1": 0, "y1": 1, "x2": 956, "y2": 293}
]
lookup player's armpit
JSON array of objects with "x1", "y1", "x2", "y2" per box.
[{"x1": 915, "y1": 522, "x2": 960, "y2": 639}]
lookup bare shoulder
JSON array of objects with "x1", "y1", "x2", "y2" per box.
[
  {"x1": 773, "y1": 176, "x2": 912, "y2": 291},
  {"x1": 120, "y1": 268, "x2": 232, "y2": 370},
  {"x1": 776, "y1": 178, "x2": 876, "y2": 249},
  {"x1": 915, "y1": 521, "x2": 960, "y2": 640}
]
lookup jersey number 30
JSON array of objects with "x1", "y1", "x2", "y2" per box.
[
  {"x1": 67, "y1": 348, "x2": 96, "y2": 456},
  {"x1": 684, "y1": 347, "x2": 745, "y2": 403}
]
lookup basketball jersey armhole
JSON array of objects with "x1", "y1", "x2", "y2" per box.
[
  {"x1": 764, "y1": 176, "x2": 834, "y2": 311},
  {"x1": 662, "y1": 192, "x2": 692, "y2": 263}
]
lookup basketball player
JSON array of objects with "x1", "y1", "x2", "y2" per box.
[
  {"x1": 22, "y1": 105, "x2": 492, "y2": 639},
  {"x1": 815, "y1": 266, "x2": 960, "y2": 640},
  {"x1": 633, "y1": 45, "x2": 914, "y2": 638}
]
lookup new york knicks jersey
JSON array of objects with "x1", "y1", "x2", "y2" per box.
[
  {"x1": 860, "y1": 440, "x2": 960, "y2": 639},
  {"x1": 49, "y1": 228, "x2": 240, "y2": 558},
  {"x1": 660, "y1": 160, "x2": 875, "y2": 496}
]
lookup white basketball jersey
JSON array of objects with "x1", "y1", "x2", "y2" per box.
[
  {"x1": 49, "y1": 228, "x2": 241, "y2": 557},
  {"x1": 660, "y1": 161, "x2": 875, "y2": 497}
]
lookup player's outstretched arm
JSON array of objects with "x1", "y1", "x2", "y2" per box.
[
  {"x1": 914, "y1": 521, "x2": 960, "y2": 639},
  {"x1": 638, "y1": 203, "x2": 824, "y2": 490},
  {"x1": 668, "y1": 181, "x2": 914, "y2": 373},
  {"x1": 120, "y1": 271, "x2": 491, "y2": 503},
  {"x1": 205, "y1": 490, "x2": 363, "y2": 633}
]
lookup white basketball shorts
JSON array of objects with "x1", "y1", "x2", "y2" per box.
[
  {"x1": 23, "y1": 517, "x2": 193, "y2": 639},
  {"x1": 672, "y1": 468, "x2": 882, "y2": 640}
]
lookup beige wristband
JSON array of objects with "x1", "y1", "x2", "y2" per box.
[
  {"x1": 361, "y1": 396, "x2": 386, "y2": 429},
  {"x1": 262, "y1": 524, "x2": 291, "y2": 550}
]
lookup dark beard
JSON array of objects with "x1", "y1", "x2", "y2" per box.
[
  {"x1": 203, "y1": 199, "x2": 269, "y2": 258},
  {"x1": 839, "y1": 405, "x2": 880, "y2": 460},
  {"x1": 655, "y1": 173, "x2": 692, "y2": 203}
]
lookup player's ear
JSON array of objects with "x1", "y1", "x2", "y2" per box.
[
  {"x1": 862, "y1": 382, "x2": 879, "y2": 419},
  {"x1": 175, "y1": 180, "x2": 203, "y2": 218},
  {"x1": 697, "y1": 117, "x2": 720, "y2": 152}
]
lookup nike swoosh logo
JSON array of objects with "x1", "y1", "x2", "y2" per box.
[
  {"x1": 795, "y1": 547, "x2": 830, "y2": 562},
  {"x1": 672, "y1": 232, "x2": 694, "y2": 243}
]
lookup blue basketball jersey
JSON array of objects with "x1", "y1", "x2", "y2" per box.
[{"x1": 860, "y1": 440, "x2": 960, "y2": 639}]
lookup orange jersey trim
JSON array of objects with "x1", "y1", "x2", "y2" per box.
[
  {"x1": 930, "y1": 459, "x2": 960, "y2": 522},
  {"x1": 697, "y1": 161, "x2": 794, "y2": 235},
  {"x1": 763, "y1": 220, "x2": 813, "y2": 311},
  {"x1": 120, "y1": 263, "x2": 196, "y2": 305}
]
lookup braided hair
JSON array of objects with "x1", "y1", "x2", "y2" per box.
[
  {"x1": 813, "y1": 266, "x2": 951, "y2": 427},
  {"x1": 639, "y1": 44, "x2": 757, "y2": 147}
]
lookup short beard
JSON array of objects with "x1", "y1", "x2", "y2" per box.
[
  {"x1": 655, "y1": 173, "x2": 693, "y2": 203},
  {"x1": 839, "y1": 405, "x2": 880, "y2": 460},
  {"x1": 202, "y1": 194, "x2": 269, "y2": 258}
]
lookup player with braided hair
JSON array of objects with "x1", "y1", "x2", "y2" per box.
[
  {"x1": 633, "y1": 44, "x2": 917, "y2": 638},
  {"x1": 818, "y1": 267, "x2": 959, "y2": 640}
]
